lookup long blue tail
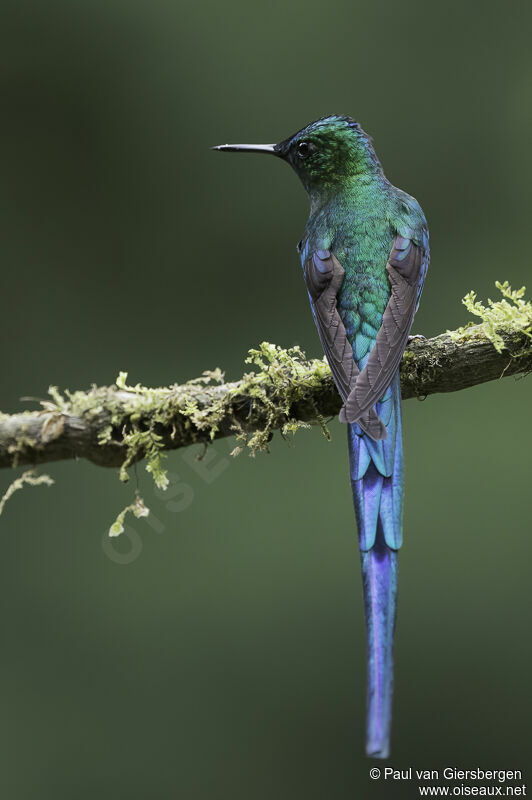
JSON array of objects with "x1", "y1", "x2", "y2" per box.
[{"x1": 347, "y1": 371, "x2": 403, "y2": 759}]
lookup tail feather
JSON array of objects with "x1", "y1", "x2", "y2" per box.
[
  {"x1": 352, "y1": 463, "x2": 383, "y2": 551},
  {"x1": 347, "y1": 370, "x2": 403, "y2": 758},
  {"x1": 361, "y1": 535, "x2": 397, "y2": 759}
]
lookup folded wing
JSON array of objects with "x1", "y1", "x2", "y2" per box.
[
  {"x1": 342, "y1": 235, "x2": 426, "y2": 425},
  {"x1": 303, "y1": 249, "x2": 386, "y2": 441}
]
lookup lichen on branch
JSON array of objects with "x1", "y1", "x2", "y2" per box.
[
  {"x1": 0, "y1": 281, "x2": 531, "y2": 527},
  {"x1": 448, "y1": 281, "x2": 532, "y2": 352},
  {"x1": 0, "y1": 470, "x2": 54, "y2": 515}
]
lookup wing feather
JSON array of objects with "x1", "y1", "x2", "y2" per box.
[
  {"x1": 342, "y1": 235, "x2": 426, "y2": 424},
  {"x1": 303, "y1": 250, "x2": 386, "y2": 441}
]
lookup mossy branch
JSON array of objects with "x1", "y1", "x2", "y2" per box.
[{"x1": 0, "y1": 283, "x2": 531, "y2": 487}]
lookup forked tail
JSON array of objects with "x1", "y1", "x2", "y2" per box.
[{"x1": 347, "y1": 371, "x2": 403, "y2": 759}]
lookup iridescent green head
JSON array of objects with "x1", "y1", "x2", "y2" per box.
[
  {"x1": 213, "y1": 115, "x2": 383, "y2": 200},
  {"x1": 275, "y1": 115, "x2": 382, "y2": 191}
]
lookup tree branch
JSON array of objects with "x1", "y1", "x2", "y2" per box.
[{"x1": 1, "y1": 319, "x2": 530, "y2": 476}]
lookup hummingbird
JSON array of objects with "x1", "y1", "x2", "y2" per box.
[{"x1": 213, "y1": 115, "x2": 429, "y2": 759}]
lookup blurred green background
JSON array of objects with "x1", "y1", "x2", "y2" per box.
[{"x1": 1, "y1": 0, "x2": 531, "y2": 797}]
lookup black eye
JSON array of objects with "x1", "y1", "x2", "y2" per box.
[{"x1": 297, "y1": 141, "x2": 315, "y2": 158}]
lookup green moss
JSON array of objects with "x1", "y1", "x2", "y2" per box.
[
  {"x1": 9, "y1": 281, "x2": 529, "y2": 535},
  {"x1": 0, "y1": 469, "x2": 54, "y2": 516},
  {"x1": 448, "y1": 281, "x2": 532, "y2": 352},
  {"x1": 36, "y1": 281, "x2": 532, "y2": 516},
  {"x1": 239, "y1": 342, "x2": 331, "y2": 455},
  {"x1": 109, "y1": 493, "x2": 150, "y2": 537},
  {"x1": 30, "y1": 343, "x2": 332, "y2": 533}
]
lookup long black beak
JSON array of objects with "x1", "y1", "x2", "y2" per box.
[{"x1": 211, "y1": 143, "x2": 280, "y2": 155}]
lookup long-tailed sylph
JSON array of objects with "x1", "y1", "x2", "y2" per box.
[{"x1": 213, "y1": 115, "x2": 429, "y2": 758}]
